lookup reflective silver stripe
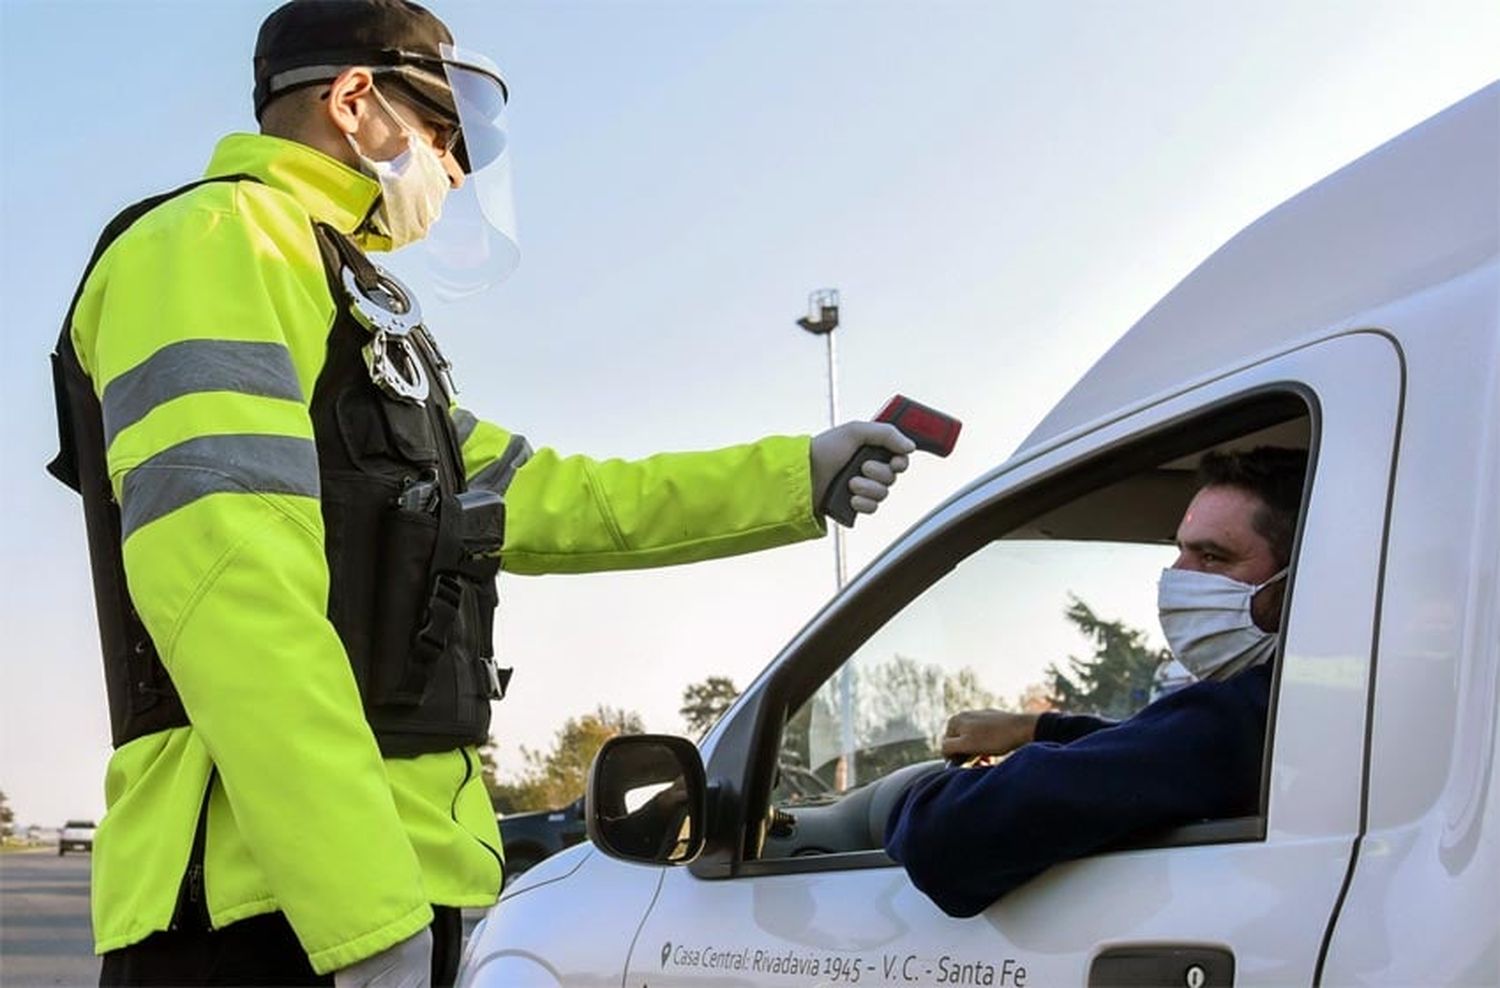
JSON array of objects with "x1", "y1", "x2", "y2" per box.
[
  {"x1": 469, "y1": 434, "x2": 532, "y2": 496},
  {"x1": 120, "y1": 434, "x2": 320, "y2": 538},
  {"x1": 452, "y1": 408, "x2": 479, "y2": 446},
  {"x1": 103, "y1": 340, "x2": 304, "y2": 447}
]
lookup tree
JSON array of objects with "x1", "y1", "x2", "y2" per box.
[
  {"x1": 780, "y1": 655, "x2": 999, "y2": 788},
  {"x1": 854, "y1": 654, "x2": 998, "y2": 780},
  {"x1": 680, "y1": 676, "x2": 739, "y2": 737},
  {"x1": 1014, "y1": 681, "x2": 1056, "y2": 714},
  {"x1": 941, "y1": 666, "x2": 996, "y2": 719},
  {"x1": 484, "y1": 705, "x2": 645, "y2": 814},
  {"x1": 1046, "y1": 595, "x2": 1169, "y2": 719},
  {"x1": 0, "y1": 788, "x2": 13, "y2": 840}
]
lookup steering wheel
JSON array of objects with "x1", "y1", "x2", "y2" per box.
[{"x1": 862, "y1": 759, "x2": 947, "y2": 847}]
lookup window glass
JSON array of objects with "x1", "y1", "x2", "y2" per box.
[{"x1": 778, "y1": 540, "x2": 1176, "y2": 798}]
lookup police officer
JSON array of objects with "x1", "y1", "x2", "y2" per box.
[{"x1": 50, "y1": 2, "x2": 916, "y2": 984}]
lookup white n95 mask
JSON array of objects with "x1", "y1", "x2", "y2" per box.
[
  {"x1": 1157, "y1": 567, "x2": 1288, "y2": 682},
  {"x1": 348, "y1": 86, "x2": 452, "y2": 250}
]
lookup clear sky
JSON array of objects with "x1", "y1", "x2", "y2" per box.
[{"x1": 1, "y1": 0, "x2": 1496, "y2": 827}]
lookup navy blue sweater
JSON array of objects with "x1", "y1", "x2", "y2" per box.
[{"x1": 884, "y1": 663, "x2": 1271, "y2": 917}]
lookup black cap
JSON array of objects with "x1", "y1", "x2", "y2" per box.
[{"x1": 253, "y1": 0, "x2": 457, "y2": 122}]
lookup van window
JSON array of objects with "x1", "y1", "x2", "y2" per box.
[
  {"x1": 777, "y1": 541, "x2": 1174, "y2": 798},
  {"x1": 759, "y1": 404, "x2": 1312, "y2": 861}
]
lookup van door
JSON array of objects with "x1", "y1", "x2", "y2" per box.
[{"x1": 623, "y1": 332, "x2": 1400, "y2": 987}]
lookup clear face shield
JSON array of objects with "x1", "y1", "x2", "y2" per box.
[{"x1": 420, "y1": 44, "x2": 519, "y2": 299}]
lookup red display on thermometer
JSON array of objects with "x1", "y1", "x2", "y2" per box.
[{"x1": 821, "y1": 394, "x2": 962, "y2": 527}]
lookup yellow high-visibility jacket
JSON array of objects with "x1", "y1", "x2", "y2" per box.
[{"x1": 74, "y1": 132, "x2": 824, "y2": 973}]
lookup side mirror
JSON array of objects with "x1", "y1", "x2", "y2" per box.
[{"x1": 586, "y1": 734, "x2": 706, "y2": 866}]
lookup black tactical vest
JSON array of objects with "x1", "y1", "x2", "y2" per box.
[{"x1": 49, "y1": 176, "x2": 509, "y2": 758}]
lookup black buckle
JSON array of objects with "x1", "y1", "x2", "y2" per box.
[
  {"x1": 483, "y1": 661, "x2": 513, "y2": 701},
  {"x1": 414, "y1": 573, "x2": 464, "y2": 661}
]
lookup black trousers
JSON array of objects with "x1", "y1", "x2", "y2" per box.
[{"x1": 99, "y1": 906, "x2": 463, "y2": 987}]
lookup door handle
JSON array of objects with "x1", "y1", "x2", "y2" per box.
[{"x1": 1088, "y1": 946, "x2": 1233, "y2": 987}]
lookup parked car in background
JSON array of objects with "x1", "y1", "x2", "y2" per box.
[
  {"x1": 498, "y1": 798, "x2": 586, "y2": 882},
  {"x1": 58, "y1": 820, "x2": 95, "y2": 856}
]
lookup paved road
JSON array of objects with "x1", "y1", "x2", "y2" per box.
[
  {"x1": 0, "y1": 849, "x2": 97, "y2": 988},
  {"x1": 1, "y1": 850, "x2": 488, "y2": 985}
]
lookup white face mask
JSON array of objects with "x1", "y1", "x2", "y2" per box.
[
  {"x1": 347, "y1": 86, "x2": 452, "y2": 250},
  {"x1": 1157, "y1": 566, "x2": 1288, "y2": 682}
]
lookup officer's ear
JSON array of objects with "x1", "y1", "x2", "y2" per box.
[{"x1": 326, "y1": 67, "x2": 377, "y2": 137}]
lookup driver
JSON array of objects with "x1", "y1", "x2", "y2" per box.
[{"x1": 885, "y1": 446, "x2": 1307, "y2": 916}]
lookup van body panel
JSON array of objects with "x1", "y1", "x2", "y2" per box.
[
  {"x1": 625, "y1": 841, "x2": 1352, "y2": 987},
  {"x1": 496, "y1": 842, "x2": 593, "y2": 902},
  {"x1": 1318, "y1": 261, "x2": 1500, "y2": 983},
  {"x1": 458, "y1": 846, "x2": 660, "y2": 987},
  {"x1": 1359, "y1": 260, "x2": 1499, "y2": 830}
]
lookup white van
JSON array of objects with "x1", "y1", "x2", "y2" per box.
[{"x1": 459, "y1": 82, "x2": 1499, "y2": 987}]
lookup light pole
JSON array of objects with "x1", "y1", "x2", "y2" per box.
[
  {"x1": 797, "y1": 288, "x2": 856, "y2": 787},
  {"x1": 796, "y1": 288, "x2": 847, "y2": 591}
]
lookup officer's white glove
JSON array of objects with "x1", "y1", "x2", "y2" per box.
[
  {"x1": 334, "y1": 928, "x2": 433, "y2": 988},
  {"x1": 810, "y1": 421, "x2": 915, "y2": 517}
]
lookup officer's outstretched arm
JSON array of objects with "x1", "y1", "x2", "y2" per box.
[{"x1": 450, "y1": 407, "x2": 827, "y2": 574}]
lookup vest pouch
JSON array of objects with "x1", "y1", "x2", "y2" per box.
[
  {"x1": 335, "y1": 387, "x2": 440, "y2": 474},
  {"x1": 455, "y1": 489, "x2": 504, "y2": 661},
  {"x1": 382, "y1": 399, "x2": 442, "y2": 465},
  {"x1": 369, "y1": 498, "x2": 444, "y2": 706}
]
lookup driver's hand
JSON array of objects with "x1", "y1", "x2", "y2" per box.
[{"x1": 940, "y1": 710, "x2": 1040, "y2": 760}]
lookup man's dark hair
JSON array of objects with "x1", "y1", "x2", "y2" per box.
[{"x1": 1196, "y1": 446, "x2": 1309, "y2": 566}]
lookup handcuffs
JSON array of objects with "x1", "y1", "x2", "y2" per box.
[{"x1": 341, "y1": 264, "x2": 457, "y2": 403}]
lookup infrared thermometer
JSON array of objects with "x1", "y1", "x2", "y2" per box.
[{"x1": 821, "y1": 395, "x2": 962, "y2": 527}]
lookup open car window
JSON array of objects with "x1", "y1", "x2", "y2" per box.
[{"x1": 758, "y1": 405, "x2": 1312, "y2": 861}]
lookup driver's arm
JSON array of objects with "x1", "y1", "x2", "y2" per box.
[
  {"x1": 1035, "y1": 710, "x2": 1117, "y2": 744},
  {"x1": 941, "y1": 708, "x2": 1116, "y2": 758},
  {"x1": 884, "y1": 665, "x2": 1271, "y2": 917}
]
